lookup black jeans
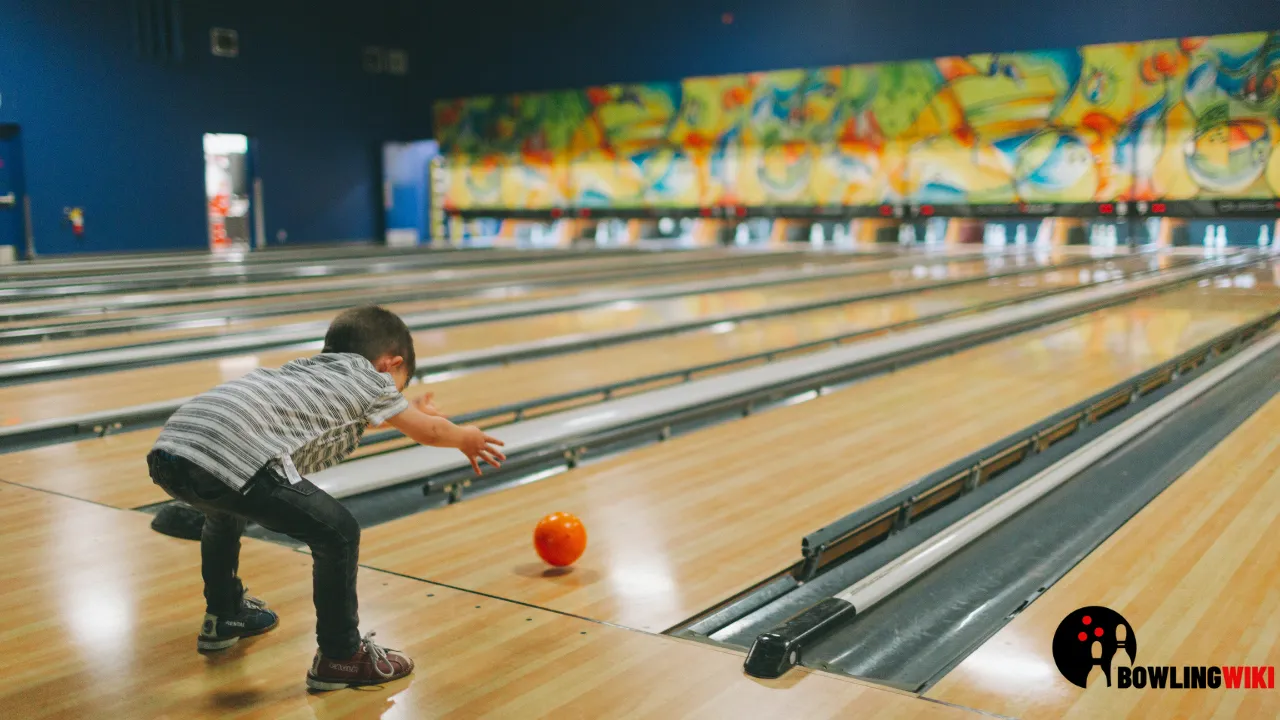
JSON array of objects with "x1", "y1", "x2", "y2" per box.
[{"x1": 147, "y1": 449, "x2": 362, "y2": 658}]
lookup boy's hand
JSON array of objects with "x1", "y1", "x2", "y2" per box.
[{"x1": 459, "y1": 426, "x2": 505, "y2": 475}]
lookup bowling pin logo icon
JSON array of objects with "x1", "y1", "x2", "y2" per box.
[{"x1": 1051, "y1": 606, "x2": 1138, "y2": 688}]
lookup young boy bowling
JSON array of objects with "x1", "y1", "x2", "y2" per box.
[{"x1": 147, "y1": 305, "x2": 504, "y2": 691}]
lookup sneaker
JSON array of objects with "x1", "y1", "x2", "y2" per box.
[
  {"x1": 306, "y1": 632, "x2": 415, "y2": 691},
  {"x1": 197, "y1": 590, "x2": 279, "y2": 651}
]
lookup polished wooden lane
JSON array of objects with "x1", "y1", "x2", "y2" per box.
[
  {"x1": 927, "y1": 391, "x2": 1280, "y2": 720},
  {"x1": 0, "y1": 255, "x2": 860, "y2": 358},
  {"x1": 0, "y1": 483, "x2": 979, "y2": 719},
  {"x1": 0, "y1": 255, "x2": 790, "y2": 331},
  {"x1": 0, "y1": 249, "x2": 738, "y2": 320},
  {"x1": 354, "y1": 277, "x2": 1280, "y2": 633},
  {"x1": 0, "y1": 259, "x2": 1007, "y2": 425},
  {"x1": 0, "y1": 261, "x2": 1131, "y2": 510},
  {"x1": 0, "y1": 247, "x2": 856, "y2": 329},
  {"x1": 350, "y1": 259, "x2": 1147, "y2": 453}
]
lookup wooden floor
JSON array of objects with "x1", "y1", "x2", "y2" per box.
[
  {"x1": 0, "y1": 481, "x2": 979, "y2": 720},
  {"x1": 0, "y1": 259, "x2": 1002, "y2": 425},
  {"x1": 927, "y1": 391, "x2": 1280, "y2": 720},
  {"x1": 0, "y1": 261, "x2": 1127, "y2": 510},
  {"x1": 354, "y1": 278, "x2": 1280, "y2": 633}
]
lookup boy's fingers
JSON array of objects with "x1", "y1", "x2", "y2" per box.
[
  {"x1": 470, "y1": 456, "x2": 483, "y2": 475},
  {"x1": 484, "y1": 435, "x2": 505, "y2": 446}
]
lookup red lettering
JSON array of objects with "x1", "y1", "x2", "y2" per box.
[
  {"x1": 1223, "y1": 666, "x2": 1244, "y2": 689},
  {"x1": 1250, "y1": 667, "x2": 1266, "y2": 688},
  {"x1": 1269, "y1": 666, "x2": 1275, "y2": 689}
]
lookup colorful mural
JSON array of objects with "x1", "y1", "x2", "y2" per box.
[{"x1": 433, "y1": 31, "x2": 1280, "y2": 210}]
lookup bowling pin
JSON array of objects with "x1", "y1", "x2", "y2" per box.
[
  {"x1": 1116, "y1": 624, "x2": 1133, "y2": 665},
  {"x1": 1204, "y1": 224, "x2": 1216, "y2": 247},
  {"x1": 1258, "y1": 225, "x2": 1270, "y2": 249},
  {"x1": 833, "y1": 222, "x2": 851, "y2": 247},
  {"x1": 734, "y1": 223, "x2": 749, "y2": 246},
  {"x1": 810, "y1": 222, "x2": 826, "y2": 247},
  {"x1": 1091, "y1": 639, "x2": 1116, "y2": 688},
  {"x1": 1086, "y1": 640, "x2": 1106, "y2": 687},
  {"x1": 1216, "y1": 225, "x2": 1227, "y2": 248},
  {"x1": 1015, "y1": 223, "x2": 1028, "y2": 246}
]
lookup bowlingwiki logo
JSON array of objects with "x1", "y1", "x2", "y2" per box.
[{"x1": 1053, "y1": 606, "x2": 1275, "y2": 690}]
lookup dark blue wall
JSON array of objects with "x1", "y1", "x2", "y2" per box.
[
  {"x1": 3, "y1": 0, "x2": 1276, "y2": 253},
  {"x1": 426, "y1": 0, "x2": 1280, "y2": 97},
  {"x1": 0, "y1": 0, "x2": 426, "y2": 254}
]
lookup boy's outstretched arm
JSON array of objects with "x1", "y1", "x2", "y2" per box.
[
  {"x1": 385, "y1": 406, "x2": 506, "y2": 475},
  {"x1": 370, "y1": 393, "x2": 442, "y2": 430}
]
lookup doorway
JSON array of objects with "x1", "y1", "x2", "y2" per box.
[
  {"x1": 0, "y1": 124, "x2": 28, "y2": 260},
  {"x1": 382, "y1": 140, "x2": 438, "y2": 247},
  {"x1": 203, "y1": 133, "x2": 256, "y2": 252}
]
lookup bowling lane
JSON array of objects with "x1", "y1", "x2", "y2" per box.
[
  {"x1": 0, "y1": 485, "x2": 974, "y2": 720},
  {"x1": 0, "y1": 247, "x2": 730, "y2": 299},
  {"x1": 0, "y1": 247, "x2": 789, "y2": 324},
  {"x1": 354, "y1": 256, "x2": 1157, "y2": 456},
  {"x1": 354, "y1": 266, "x2": 1280, "y2": 633},
  {"x1": 1, "y1": 255, "x2": 855, "y2": 359},
  {"x1": 0, "y1": 257, "x2": 1010, "y2": 425},
  {"x1": 1, "y1": 258, "x2": 1128, "y2": 509},
  {"x1": 0, "y1": 249, "x2": 828, "y2": 332},
  {"x1": 928, "y1": 392, "x2": 1280, "y2": 720}
]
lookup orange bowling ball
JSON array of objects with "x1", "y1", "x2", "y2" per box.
[{"x1": 533, "y1": 512, "x2": 587, "y2": 567}]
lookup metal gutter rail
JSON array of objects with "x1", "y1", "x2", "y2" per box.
[{"x1": 738, "y1": 316, "x2": 1280, "y2": 679}]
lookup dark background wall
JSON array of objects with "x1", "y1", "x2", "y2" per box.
[
  {"x1": 1, "y1": 0, "x2": 1275, "y2": 254},
  {"x1": 426, "y1": 0, "x2": 1280, "y2": 97},
  {"x1": 0, "y1": 0, "x2": 426, "y2": 255}
]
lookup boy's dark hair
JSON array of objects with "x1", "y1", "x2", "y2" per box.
[{"x1": 323, "y1": 305, "x2": 416, "y2": 378}]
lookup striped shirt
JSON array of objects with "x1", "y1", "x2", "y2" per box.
[{"x1": 153, "y1": 353, "x2": 409, "y2": 491}]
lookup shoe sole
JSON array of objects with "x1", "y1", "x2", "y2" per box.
[
  {"x1": 305, "y1": 676, "x2": 352, "y2": 692},
  {"x1": 197, "y1": 617, "x2": 280, "y2": 652},
  {"x1": 197, "y1": 636, "x2": 240, "y2": 651},
  {"x1": 305, "y1": 673, "x2": 412, "y2": 692}
]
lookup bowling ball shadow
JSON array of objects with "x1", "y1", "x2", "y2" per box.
[{"x1": 513, "y1": 563, "x2": 600, "y2": 583}]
